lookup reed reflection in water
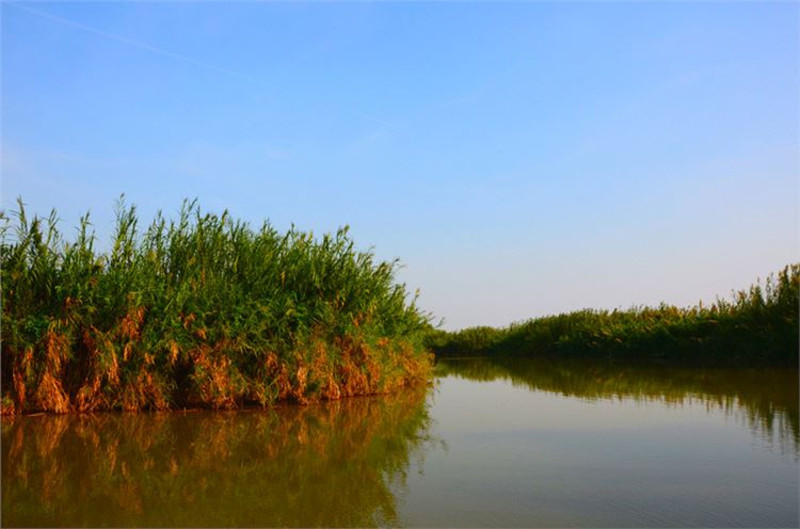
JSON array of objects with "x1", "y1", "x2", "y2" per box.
[
  {"x1": 1, "y1": 386, "x2": 432, "y2": 528},
  {"x1": 435, "y1": 356, "x2": 799, "y2": 452},
  {"x1": 395, "y1": 357, "x2": 799, "y2": 527},
  {"x1": 2, "y1": 357, "x2": 797, "y2": 528}
]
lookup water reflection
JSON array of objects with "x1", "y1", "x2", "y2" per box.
[
  {"x1": 3, "y1": 359, "x2": 797, "y2": 528},
  {"x1": 1, "y1": 387, "x2": 432, "y2": 528},
  {"x1": 436, "y1": 356, "x2": 799, "y2": 452}
]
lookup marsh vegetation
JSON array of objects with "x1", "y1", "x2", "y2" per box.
[
  {"x1": 429, "y1": 265, "x2": 799, "y2": 367},
  {"x1": 1, "y1": 197, "x2": 796, "y2": 419},
  {"x1": 1, "y1": 199, "x2": 432, "y2": 415}
]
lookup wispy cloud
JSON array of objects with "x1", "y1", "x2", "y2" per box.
[
  {"x1": 7, "y1": 2, "x2": 256, "y2": 82},
  {"x1": 7, "y1": 2, "x2": 398, "y2": 132}
]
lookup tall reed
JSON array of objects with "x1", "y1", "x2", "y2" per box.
[
  {"x1": 1, "y1": 198, "x2": 433, "y2": 415},
  {"x1": 429, "y1": 265, "x2": 799, "y2": 366}
]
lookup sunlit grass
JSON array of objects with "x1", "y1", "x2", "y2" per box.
[
  {"x1": 1, "y1": 197, "x2": 433, "y2": 415},
  {"x1": 429, "y1": 265, "x2": 799, "y2": 366}
]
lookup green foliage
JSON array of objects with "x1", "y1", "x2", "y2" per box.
[
  {"x1": 431, "y1": 265, "x2": 800, "y2": 366},
  {"x1": 1, "y1": 198, "x2": 432, "y2": 414}
]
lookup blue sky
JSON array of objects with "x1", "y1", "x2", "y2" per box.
[{"x1": 2, "y1": 1, "x2": 797, "y2": 329}]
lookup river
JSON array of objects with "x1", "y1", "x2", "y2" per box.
[{"x1": 2, "y1": 356, "x2": 797, "y2": 527}]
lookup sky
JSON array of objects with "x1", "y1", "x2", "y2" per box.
[{"x1": 2, "y1": 1, "x2": 798, "y2": 330}]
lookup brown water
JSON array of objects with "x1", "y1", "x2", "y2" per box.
[{"x1": 2, "y1": 357, "x2": 798, "y2": 527}]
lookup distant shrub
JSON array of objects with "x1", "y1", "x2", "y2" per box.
[{"x1": 430, "y1": 265, "x2": 799, "y2": 367}]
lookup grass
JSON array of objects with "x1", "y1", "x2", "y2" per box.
[
  {"x1": 2, "y1": 197, "x2": 795, "y2": 415},
  {"x1": 428, "y1": 264, "x2": 799, "y2": 367},
  {"x1": 1, "y1": 198, "x2": 433, "y2": 415}
]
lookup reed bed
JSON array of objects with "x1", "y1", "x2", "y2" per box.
[
  {"x1": 1, "y1": 198, "x2": 433, "y2": 415},
  {"x1": 430, "y1": 264, "x2": 799, "y2": 367}
]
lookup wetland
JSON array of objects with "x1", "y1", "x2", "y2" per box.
[{"x1": 3, "y1": 356, "x2": 797, "y2": 527}]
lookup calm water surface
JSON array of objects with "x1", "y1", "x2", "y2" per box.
[{"x1": 2, "y1": 357, "x2": 798, "y2": 527}]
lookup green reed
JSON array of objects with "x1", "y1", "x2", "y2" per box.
[
  {"x1": 429, "y1": 265, "x2": 799, "y2": 366},
  {"x1": 1, "y1": 198, "x2": 433, "y2": 414}
]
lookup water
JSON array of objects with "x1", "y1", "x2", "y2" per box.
[{"x1": 2, "y1": 357, "x2": 797, "y2": 527}]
